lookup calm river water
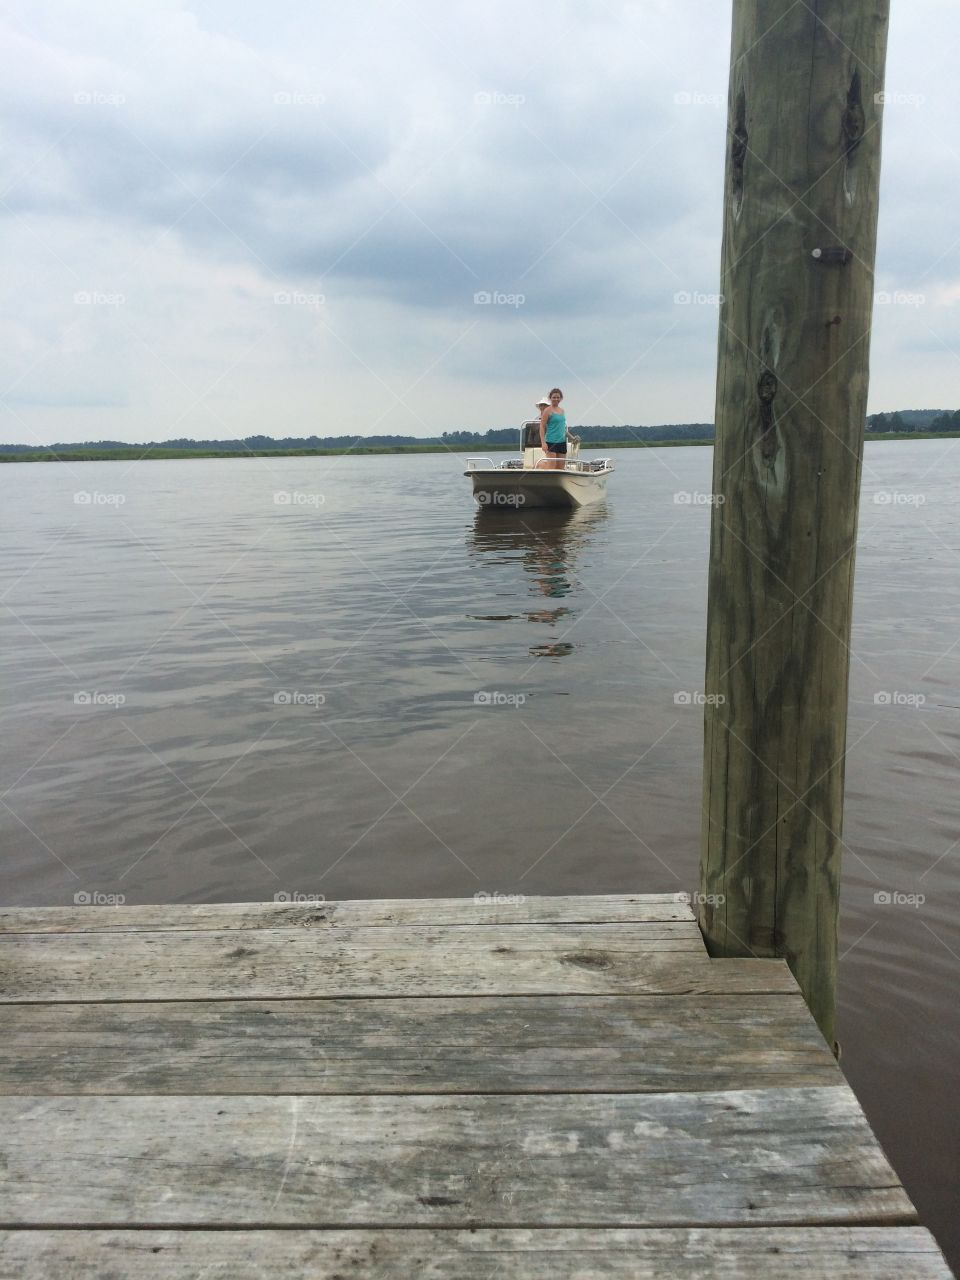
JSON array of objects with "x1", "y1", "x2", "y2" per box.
[{"x1": 2, "y1": 442, "x2": 958, "y2": 1263}]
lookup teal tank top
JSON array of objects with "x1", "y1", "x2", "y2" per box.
[{"x1": 545, "y1": 411, "x2": 566, "y2": 443}]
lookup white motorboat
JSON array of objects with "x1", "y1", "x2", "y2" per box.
[{"x1": 465, "y1": 421, "x2": 614, "y2": 509}]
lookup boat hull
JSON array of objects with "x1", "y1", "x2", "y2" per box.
[{"x1": 467, "y1": 468, "x2": 610, "y2": 509}]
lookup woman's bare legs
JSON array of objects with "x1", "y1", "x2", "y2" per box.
[{"x1": 538, "y1": 447, "x2": 566, "y2": 470}]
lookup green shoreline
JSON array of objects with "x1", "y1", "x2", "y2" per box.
[{"x1": 2, "y1": 432, "x2": 957, "y2": 463}]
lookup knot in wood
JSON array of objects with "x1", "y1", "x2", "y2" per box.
[
  {"x1": 731, "y1": 126, "x2": 748, "y2": 168},
  {"x1": 842, "y1": 102, "x2": 865, "y2": 145},
  {"x1": 757, "y1": 369, "x2": 778, "y2": 404},
  {"x1": 560, "y1": 950, "x2": 612, "y2": 971},
  {"x1": 756, "y1": 368, "x2": 778, "y2": 459},
  {"x1": 843, "y1": 71, "x2": 865, "y2": 156},
  {"x1": 730, "y1": 86, "x2": 747, "y2": 215}
]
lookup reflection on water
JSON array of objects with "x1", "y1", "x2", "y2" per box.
[
  {"x1": 468, "y1": 506, "x2": 608, "y2": 657},
  {"x1": 528, "y1": 608, "x2": 571, "y2": 623},
  {"x1": 529, "y1": 640, "x2": 576, "y2": 658}
]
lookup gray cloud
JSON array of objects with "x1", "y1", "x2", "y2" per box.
[{"x1": 1, "y1": 0, "x2": 958, "y2": 444}]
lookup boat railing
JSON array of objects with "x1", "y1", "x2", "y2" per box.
[
  {"x1": 565, "y1": 457, "x2": 614, "y2": 473},
  {"x1": 465, "y1": 455, "x2": 614, "y2": 473}
]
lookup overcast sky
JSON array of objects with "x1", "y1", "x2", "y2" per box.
[{"x1": 2, "y1": 0, "x2": 958, "y2": 445}]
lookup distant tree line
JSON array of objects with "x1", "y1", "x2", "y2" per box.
[
  {"x1": 3, "y1": 411, "x2": 959, "y2": 456},
  {"x1": 918, "y1": 410, "x2": 960, "y2": 433},
  {"x1": 868, "y1": 412, "x2": 910, "y2": 432},
  {"x1": 865, "y1": 409, "x2": 957, "y2": 432},
  {"x1": 0, "y1": 425, "x2": 717, "y2": 453},
  {"x1": 439, "y1": 422, "x2": 715, "y2": 446}
]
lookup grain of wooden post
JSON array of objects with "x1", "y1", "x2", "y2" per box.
[{"x1": 698, "y1": 0, "x2": 891, "y2": 1046}]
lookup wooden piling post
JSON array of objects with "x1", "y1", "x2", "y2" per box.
[{"x1": 698, "y1": 1, "x2": 891, "y2": 1047}]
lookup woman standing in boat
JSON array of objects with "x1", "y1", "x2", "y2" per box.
[{"x1": 539, "y1": 388, "x2": 576, "y2": 469}]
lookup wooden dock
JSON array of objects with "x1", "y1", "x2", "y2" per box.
[{"x1": 0, "y1": 893, "x2": 950, "y2": 1277}]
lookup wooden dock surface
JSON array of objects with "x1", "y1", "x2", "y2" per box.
[{"x1": 0, "y1": 893, "x2": 951, "y2": 1277}]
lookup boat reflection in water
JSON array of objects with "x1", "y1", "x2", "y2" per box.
[{"x1": 467, "y1": 505, "x2": 607, "y2": 659}]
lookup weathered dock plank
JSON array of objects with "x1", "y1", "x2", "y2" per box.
[
  {"x1": 0, "y1": 993, "x2": 841, "y2": 1095},
  {"x1": 0, "y1": 1227, "x2": 950, "y2": 1280},
  {"x1": 0, "y1": 892, "x2": 695, "y2": 934},
  {"x1": 0, "y1": 893, "x2": 948, "y2": 1275},
  {"x1": 0, "y1": 1088, "x2": 914, "y2": 1227},
  {"x1": 0, "y1": 925, "x2": 805, "y2": 1002}
]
